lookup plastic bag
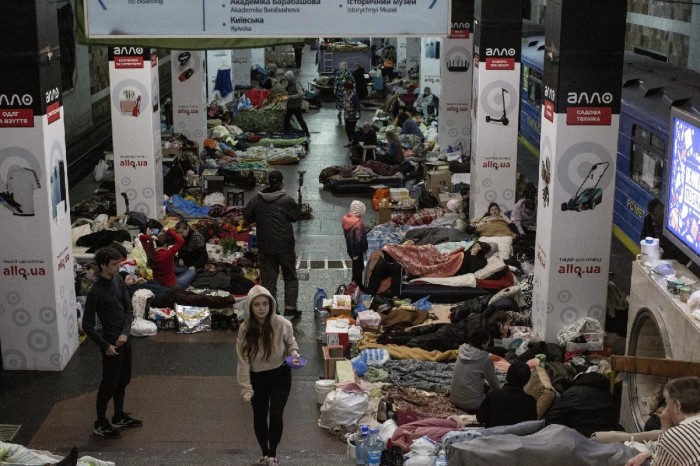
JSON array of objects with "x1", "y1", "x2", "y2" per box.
[
  {"x1": 413, "y1": 295, "x2": 432, "y2": 311},
  {"x1": 351, "y1": 355, "x2": 368, "y2": 377},
  {"x1": 318, "y1": 389, "x2": 369, "y2": 431},
  {"x1": 131, "y1": 318, "x2": 157, "y2": 337},
  {"x1": 361, "y1": 348, "x2": 390, "y2": 367},
  {"x1": 404, "y1": 436, "x2": 440, "y2": 466},
  {"x1": 176, "y1": 305, "x2": 211, "y2": 334}
]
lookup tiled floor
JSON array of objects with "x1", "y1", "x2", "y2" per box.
[{"x1": 0, "y1": 45, "x2": 635, "y2": 465}]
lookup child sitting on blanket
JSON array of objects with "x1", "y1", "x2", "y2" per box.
[{"x1": 342, "y1": 200, "x2": 369, "y2": 290}]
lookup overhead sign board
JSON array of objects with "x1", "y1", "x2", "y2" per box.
[{"x1": 85, "y1": 0, "x2": 449, "y2": 38}]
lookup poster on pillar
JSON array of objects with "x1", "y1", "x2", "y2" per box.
[
  {"x1": 420, "y1": 38, "x2": 442, "y2": 98},
  {"x1": 109, "y1": 47, "x2": 164, "y2": 218},
  {"x1": 171, "y1": 50, "x2": 206, "y2": 151},
  {"x1": 469, "y1": 0, "x2": 522, "y2": 220},
  {"x1": 232, "y1": 49, "x2": 252, "y2": 88},
  {"x1": 439, "y1": 0, "x2": 474, "y2": 158},
  {"x1": 531, "y1": 0, "x2": 627, "y2": 342},
  {"x1": 0, "y1": 65, "x2": 78, "y2": 370}
]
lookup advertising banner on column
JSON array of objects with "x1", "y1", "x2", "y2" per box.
[
  {"x1": 171, "y1": 50, "x2": 206, "y2": 151},
  {"x1": 109, "y1": 47, "x2": 164, "y2": 217},
  {"x1": 531, "y1": 0, "x2": 626, "y2": 341},
  {"x1": 439, "y1": 0, "x2": 474, "y2": 156},
  {"x1": 469, "y1": 0, "x2": 522, "y2": 219},
  {"x1": 232, "y1": 49, "x2": 252, "y2": 88},
  {"x1": 420, "y1": 38, "x2": 443, "y2": 98},
  {"x1": 0, "y1": 17, "x2": 78, "y2": 369}
]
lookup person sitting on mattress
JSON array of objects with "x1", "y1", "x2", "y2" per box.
[
  {"x1": 450, "y1": 327, "x2": 500, "y2": 412},
  {"x1": 476, "y1": 361, "x2": 537, "y2": 428}
]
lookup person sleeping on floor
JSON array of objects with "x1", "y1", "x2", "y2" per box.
[{"x1": 366, "y1": 241, "x2": 492, "y2": 296}]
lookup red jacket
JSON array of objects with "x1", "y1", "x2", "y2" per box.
[{"x1": 139, "y1": 229, "x2": 184, "y2": 287}]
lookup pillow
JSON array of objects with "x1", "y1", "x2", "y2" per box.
[
  {"x1": 473, "y1": 256, "x2": 507, "y2": 280},
  {"x1": 484, "y1": 241, "x2": 498, "y2": 258},
  {"x1": 524, "y1": 366, "x2": 557, "y2": 419},
  {"x1": 480, "y1": 235, "x2": 513, "y2": 260}
]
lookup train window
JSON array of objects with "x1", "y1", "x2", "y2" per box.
[
  {"x1": 526, "y1": 68, "x2": 543, "y2": 109},
  {"x1": 630, "y1": 124, "x2": 665, "y2": 196}
]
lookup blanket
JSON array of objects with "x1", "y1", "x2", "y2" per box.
[
  {"x1": 477, "y1": 219, "x2": 517, "y2": 239},
  {"x1": 358, "y1": 333, "x2": 458, "y2": 361},
  {"x1": 383, "y1": 243, "x2": 463, "y2": 278},
  {"x1": 450, "y1": 424, "x2": 639, "y2": 466}
]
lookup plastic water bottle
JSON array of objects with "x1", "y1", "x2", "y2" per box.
[
  {"x1": 364, "y1": 427, "x2": 383, "y2": 466},
  {"x1": 314, "y1": 288, "x2": 327, "y2": 315},
  {"x1": 434, "y1": 450, "x2": 447, "y2": 466},
  {"x1": 355, "y1": 424, "x2": 369, "y2": 465}
]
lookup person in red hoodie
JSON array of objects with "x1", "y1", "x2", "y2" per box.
[
  {"x1": 342, "y1": 200, "x2": 369, "y2": 290},
  {"x1": 139, "y1": 227, "x2": 195, "y2": 288}
]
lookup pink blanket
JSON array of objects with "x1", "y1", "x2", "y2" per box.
[{"x1": 383, "y1": 243, "x2": 463, "y2": 278}]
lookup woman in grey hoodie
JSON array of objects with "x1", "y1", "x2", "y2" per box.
[
  {"x1": 450, "y1": 327, "x2": 500, "y2": 412},
  {"x1": 237, "y1": 285, "x2": 300, "y2": 465}
]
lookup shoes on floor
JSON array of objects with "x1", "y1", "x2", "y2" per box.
[
  {"x1": 283, "y1": 309, "x2": 302, "y2": 319},
  {"x1": 266, "y1": 457, "x2": 280, "y2": 465},
  {"x1": 54, "y1": 446, "x2": 78, "y2": 466},
  {"x1": 93, "y1": 421, "x2": 121, "y2": 438},
  {"x1": 112, "y1": 413, "x2": 143, "y2": 429},
  {"x1": 257, "y1": 456, "x2": 268, "y2": 464}
]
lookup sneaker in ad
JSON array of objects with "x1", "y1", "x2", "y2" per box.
[
  {"x1": 112, "y1": 413, "x2": 143, "y2": 429},
  {"x1": 93, "y1": 421, "x2": 121, "y2": 438}
]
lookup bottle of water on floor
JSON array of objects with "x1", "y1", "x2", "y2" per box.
[
  {"x1": 434, "y1": 450, "x2": 447, "y2": 466},
  {"x1": 365, "y1": 427, "x2": 383, "y2": 466},
  {"x1": 355, "y1": 424, "x2": 369, "y2": 465}
]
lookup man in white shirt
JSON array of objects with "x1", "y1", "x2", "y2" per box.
[{"x1": 626, "y1": 376, "x2": 700, "y2": 466}]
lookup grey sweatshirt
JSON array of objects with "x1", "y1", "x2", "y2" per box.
[{"x1": 450, "y1": 343, "x2": 500, "y2": 411}]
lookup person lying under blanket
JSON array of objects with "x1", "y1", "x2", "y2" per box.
[
  {"x1": 366, "y1": 242, "x2": 491, "y2": 296},
  {"x1": 472, "y1": 202, "x2": 517, "y2": 239}
]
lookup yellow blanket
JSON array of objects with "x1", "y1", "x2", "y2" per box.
[{"x1": 358, "y1": 333, "x2": 458, "y2": 362}]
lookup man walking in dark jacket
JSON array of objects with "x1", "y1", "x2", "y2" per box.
[
  {"x1": 244, "y1": 171, "x2": 302, "y2": 318},
  {"x1": 83, "y1": 247, "x2": 142, "y2": 438}
]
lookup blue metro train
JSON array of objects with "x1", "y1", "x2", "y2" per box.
[{"x1": 518, "y1": 35, "x2": 700, "y2": 253}]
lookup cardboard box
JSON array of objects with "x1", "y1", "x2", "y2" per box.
[
  {"x1": 326, "y1": 320, "x2": 350, "y2": 349},
  {"x1": 425, "y1": 169, "x2": 452, "y2": 194},
  {"x1": 390, "y1": 188, "x2": 409, "y2": 201},
  {"x1": 335, "y1": 360, "x2": 355, "y2": 383},
  {"x1": 329, "y1": 307, "x2": 353, "y2": 318},
  {"x1": 322, "y1": 345, "x2": 345, "y2": 379},
  {"x1": 378, "y1": 207, "x2": 392, "y2": 224}
]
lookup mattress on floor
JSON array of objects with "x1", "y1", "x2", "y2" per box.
[
  {"x1": 399, "y1": 270, "x2": 514, "y2": 302},
  {"x1": 399, "y1": 283, "x2": 494, "y2": 302},
  {"x1": 327, "y1": 176, "x2": 405, "y2": 194}
]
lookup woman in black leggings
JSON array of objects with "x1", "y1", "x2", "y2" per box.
[{"x1": 237, "y1": 285, "x2": 300, "y2": 466}]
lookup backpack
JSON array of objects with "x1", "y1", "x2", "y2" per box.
[{"x1": 418, "y1": 191, "x2": 439, "y2": 209}]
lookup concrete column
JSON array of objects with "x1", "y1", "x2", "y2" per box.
[
  {"x1": 171, "y1": 50, "x2": 206, "y2": 151},
  {"x1": 419, "y1": 38, "x2": 443, "y2": 97},
  {"x1": 0, "y1": 0, "x2": 78, "y2": 370},
  {"x1": 689, "y1": 4, "x2": 700, "y2": 72},
  {"x1": 531, "y1": 0, "x2": 627, "y2": 341},
  {"x1": 439, "y1": 0, "x2": 475, "y2": 155},
  {"x1": 109, "y1": 47, "x2": 164, "y2": 218},
  {"x1": 469, "y1": 0, "x2": 522, "y2": 218}
]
